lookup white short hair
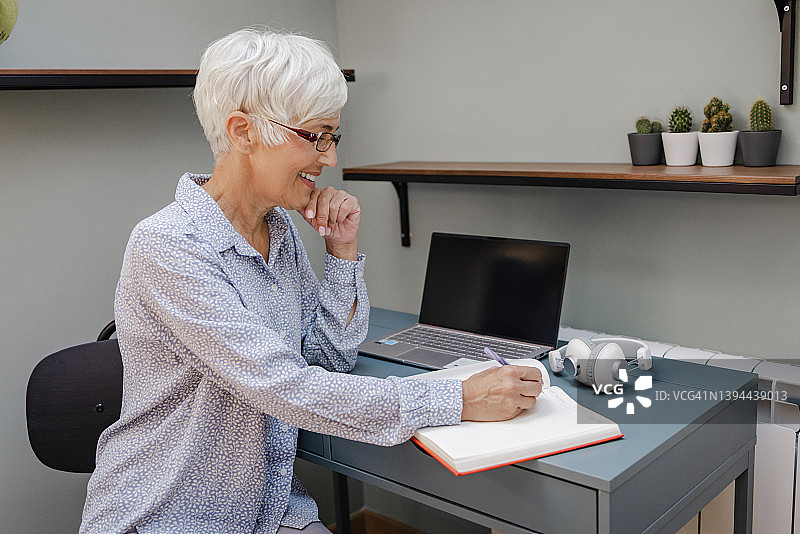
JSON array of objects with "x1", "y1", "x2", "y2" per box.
[{"x1": 193, "y1": 28, "x2": 348, "y2": 160}]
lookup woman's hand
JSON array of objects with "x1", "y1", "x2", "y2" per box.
[
  {"x1": 461, "y1": 365, "x2": 543, "y2": 421},
  {"x1": 301, "y1": 186, "x2": 360, "y2": 259}
]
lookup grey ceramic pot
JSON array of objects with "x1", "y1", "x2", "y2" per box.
[
  {"x1": 739, "y1": 130, "x2": 781, "y2": 167},
  {"x1": 627, "y1": 133, "x2": 664, "y2": 165}
]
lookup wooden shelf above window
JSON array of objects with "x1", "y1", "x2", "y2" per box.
[
  {"x1": 342, "y1": 161, "x2": 800, "y2": 245},
  {"x1": 0, "y1": 68, "x2": 355, "y2": 89}
]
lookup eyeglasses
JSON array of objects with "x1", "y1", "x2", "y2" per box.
[{"x1": 266, "y1": 119, "x2": 341, "y2": 152}]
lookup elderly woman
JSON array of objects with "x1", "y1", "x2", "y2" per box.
[{"x1": 80, "y1": 28, "x2": 542, "y2": 534}]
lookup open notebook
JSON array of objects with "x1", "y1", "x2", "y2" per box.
[{"x1": 411, "y1": 360, "x2": 623, "y2": 475}]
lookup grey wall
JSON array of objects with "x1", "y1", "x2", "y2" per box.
[
  {"x1": 0, "y1": 86, "x2": 208, "y2": 534},
  {"x1": 0, "y1": 0, "x2": 337, "y2": 69},
  {"x1": 0, "y1": 2, "x2": 345, "y2": 533},
  {"x1": 335, "y1": 0, "x2": 800, "y2": 361},
  {"x1": 333, "y1": 3, "x2": 800, "y2": 527}
]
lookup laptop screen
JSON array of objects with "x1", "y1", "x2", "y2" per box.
[{"x1": 419, "y1": 233, "x2": 569, "y2": 347}]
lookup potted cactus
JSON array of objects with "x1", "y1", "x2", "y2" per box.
[
  {"x1": 697, "y1": 97, "x2": 738, "y2": 166},
  {"x1": 739, "y1": 98, "x2": 781, "y2": 166},
  {"x1": 627, "y1": 116, "x2": 664, "y2": 165},
  {"x1": 661, "y1": 106, "x2": 698, "y2": 166}
]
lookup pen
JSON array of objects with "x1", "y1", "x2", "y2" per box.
[{"x1": 484, "y1": 347, "x2": 509, "y2": 366}]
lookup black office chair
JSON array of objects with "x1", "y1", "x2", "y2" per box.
[{"x1": 26, "y1": 321, "x2": 121, "y2": 472}]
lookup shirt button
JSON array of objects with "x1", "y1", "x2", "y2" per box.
[
  {"x1": 271, "y1": 284, "x2": 278, "y2": 292},
  {"x1": 279, "y1": 467, "x2": 288, "y2": 476},
  {"x1": 279, "y1": 329, "x2": 287, "y2": 337},
  {"x1": 281, "y1": 423, "x2": 290, "y2": 432}
]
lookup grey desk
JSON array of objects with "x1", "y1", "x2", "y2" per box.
[{"x1": 297, "y1": 308, "x2": 757, "y2": 534}]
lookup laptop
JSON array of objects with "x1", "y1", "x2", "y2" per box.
[{"x1": 359, "y1": 232, "x2": 570, "y2": 369}]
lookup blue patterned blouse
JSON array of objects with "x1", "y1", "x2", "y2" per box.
[{"x1": 80, "y1": 174, "x2": 463, "y2": 534}]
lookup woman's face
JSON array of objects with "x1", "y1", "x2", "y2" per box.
[{"x1": 251, "y1": 116, "x2": 340, "y2": 211}]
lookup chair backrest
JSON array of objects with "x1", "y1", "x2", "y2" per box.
[{"x1": 26, "y1": 325, "x2": 122, "y2": 473}]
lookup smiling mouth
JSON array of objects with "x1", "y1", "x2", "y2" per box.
[{"x1": 299, "y1": 171, "x2": 317, "y2": 188}]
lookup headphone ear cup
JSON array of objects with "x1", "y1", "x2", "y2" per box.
[
  {"x1": 580, "y1": 341, "x2": 606, "y2": 387},
  {"x1": 567, "y1": 338, "x2": 593, "y2": 379},
  {"x1": 586, "y1": 342, "x2": 629, "y2": 388},
  {"x1": 566, "y1": 338, "x2": 593, "y2": 359},
  {"x1": 567, "y1": 337, "x2": 595, "y2": 360}
]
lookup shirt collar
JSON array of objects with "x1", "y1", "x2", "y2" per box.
[{"x1": 176, "y1": 173, "x2": 288, "y2": 258}]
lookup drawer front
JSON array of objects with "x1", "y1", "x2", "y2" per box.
[{"x1": 331, "y1": 437, "x2": 597, "y2": 533}]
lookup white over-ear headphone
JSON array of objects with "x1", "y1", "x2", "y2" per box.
[{"x1": 548, "y1": 337, "x2": 652, "y2": 389}]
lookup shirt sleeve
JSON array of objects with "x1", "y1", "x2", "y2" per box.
[
  {"x1": 125, "y1": 224, "x2": 461, "y2": 446},
  {"x1": 293, "y1": 231, "x2": 370, "y2": 372}
]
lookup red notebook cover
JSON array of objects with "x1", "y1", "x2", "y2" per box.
[{"x1": 411, "y1": 432, "x2": 624, "y2": 476}]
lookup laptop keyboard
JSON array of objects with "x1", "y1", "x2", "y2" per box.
[{"x1": 388, "y1": 325, "x2": 542, "y2": 361}]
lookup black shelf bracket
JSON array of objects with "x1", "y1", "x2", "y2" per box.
[
  {"x1": 775, "y1": 0, "x2": 796, "y2": 104},
  {"x1": 391, "y1": 181, "x2": 411, "y2": 246}
]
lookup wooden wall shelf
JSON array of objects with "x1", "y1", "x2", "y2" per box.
[
  {"x1": 0, "y1": 68, "x2": 355, "y2": 90},
  {"x1": 342, "y1": 161, "x2": 800, "y2": 246},
  {"x1": 0, "y1": 69, "x2": 198, "y2": 89}
]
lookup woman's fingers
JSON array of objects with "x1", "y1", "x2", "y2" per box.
[
  {"x1": 307, "y1": 187, "x2": 359, "y2": 236},
  {"x1": 461, "y1": 365, "x2": 543, "y2": 422},
  {"x1": 303, "y1": 188, "x2": 322, "y2": 224},
  {"x1": 336, "y1": 195, "x2": 359, "y2": 224},
  {"x1": 315, "y1": 187, "x2": 333, "y2": 235}
]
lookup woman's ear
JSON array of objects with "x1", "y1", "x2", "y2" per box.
[{"x1": 225, "y1": 111, "x2": 257, "y2": 154}]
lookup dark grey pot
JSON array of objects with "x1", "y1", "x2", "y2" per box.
[
  {"x1": 628, "y1": 133, "x2": 664, "y2": 165},
  {"x1": 739, "y1": 130, "x2": 781, "y2": 167}
]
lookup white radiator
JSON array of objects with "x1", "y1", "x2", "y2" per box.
[{"x1": 752, "y1": 377, "x2": 800, "y2": 534}]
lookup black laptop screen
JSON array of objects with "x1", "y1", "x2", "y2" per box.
[{"x1": 419, "y1": 233, "x2": 569, "y2": 346}]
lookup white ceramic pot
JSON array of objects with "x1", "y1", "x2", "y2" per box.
[
  {"x1": 661, "y1": 132, "x2": 699, "y2": 166},
  {"x1": 698, "y1": 131, "x2": 739, "y2": 167}
]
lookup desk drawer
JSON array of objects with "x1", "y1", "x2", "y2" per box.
[
  {"x1": 298, "y1": 430, "x2": 324, "y2": 456},
  {"x1": 331, "y1": 437, "x2": 596, "y2": 533}
]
